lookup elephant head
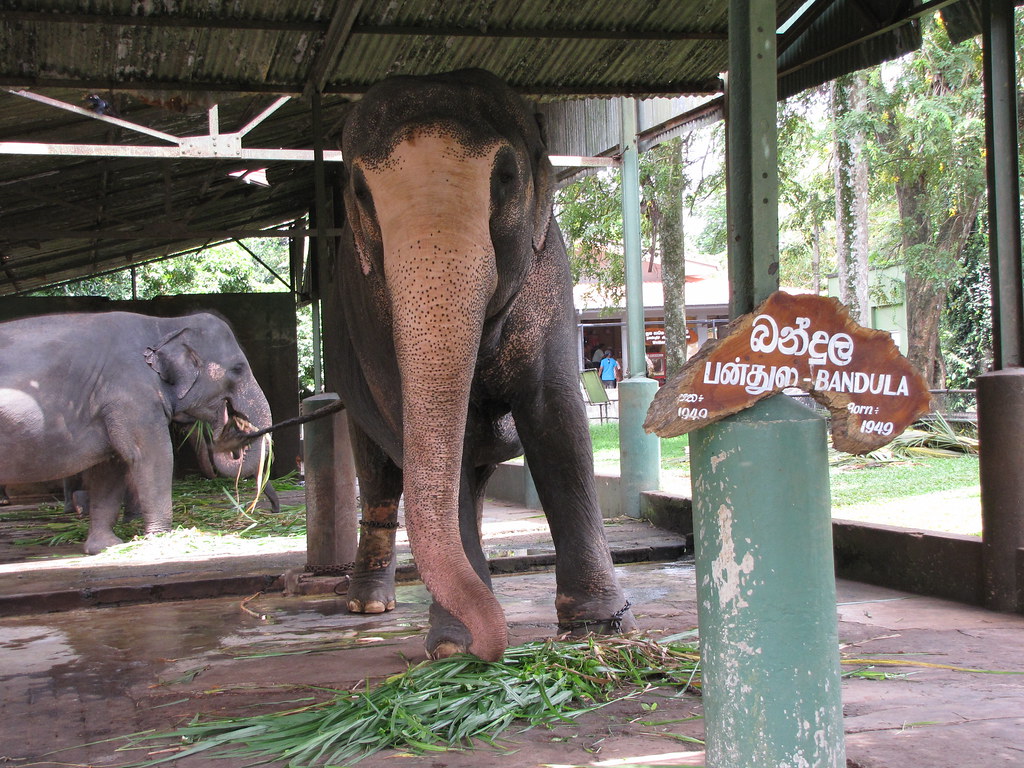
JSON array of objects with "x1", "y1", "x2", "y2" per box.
[
  {"x1": 341, "y1": 70, "x2": 556, "y2": 660},
  {"x1": 144, "y1": 313, "x2": 272, "y2": 459},
  {"x1": 188, "y1": 420, "x2": 278, "y2": 513}
]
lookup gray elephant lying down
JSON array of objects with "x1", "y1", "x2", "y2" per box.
[{"x1": 0, "y1": 311, "x2": 272, "y2": 554}]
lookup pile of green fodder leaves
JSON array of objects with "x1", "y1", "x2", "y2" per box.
[
  {"x1": 831, "y1": 413, "x2": 979, "y2": 468},
  {"x1": 885, "y1": 413, "x2": 979, "y2": 458},
  {"x1": 15, "y1": 473, "x2": 306, "y2": 548},
  {"x1": 123, "y1": 633, "x2": 703, "y2": 767}
]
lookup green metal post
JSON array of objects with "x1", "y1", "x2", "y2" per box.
[
  {"x1": 620, "y1": 98, "x2": 646, "y2": 375},
  {"x1": 983, "y1": 0, "x2": 1024, "y2": 369},
  {"x1": 311, "y1": 88, "x2": 330, "y2": 395},
  {"x1": 618, "y1": 97, "x2": 660, "y2": 517},
  {"x1": 685, "y1": 2, "x2": 845, "y2": 765},
  {"x1": 522, "y1": 457, "x2": 541, "y2": 510},
  {"x1": 691, "y1": 396, "x2": 845, "y2": 767},
  {"x1": 726, "y1": 0, "x2": 779, "y2": 314},
  {"x1": 978, "y1": 0, "x2": 1024, "y2": 613}
]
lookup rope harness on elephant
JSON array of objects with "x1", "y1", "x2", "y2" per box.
[{"x1": 557, "y1": 600, "x2": 633, "y2": 635}]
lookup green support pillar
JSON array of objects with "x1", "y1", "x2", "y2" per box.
[
  {"x1": 618, "y1": 377, "x2": 660, "y2": 517},
  {"x1": 618, "y1": 97, "x2": 660, "y2": 517},
  {"x1": 684, "y1": 1, "x2": 845, "y2": 765},
  {"x1": 977, "y1": 0, "x2": 1024, "y2": 614},
  {"x1": 691, "y1": 396, "x2": 845, "y2": 767},
  {"x1": 725, "y1": 0, "x2": 780, "y2": 316},
  {"x1": 522, "y1": 457, "x2": 541, "y2": 510}
]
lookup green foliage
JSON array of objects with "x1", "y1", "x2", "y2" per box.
[
  {"x1": 942, "y1": 221, "x2": 992, "y2": 389},
  {"x1": 555, "y1": 130, "x2": 721, "y2": 307},
  {"x1": 777, "y1": 89, "x2": 836, "y2": 290},
  {"x1": 556, "y1": 169, "x2": 625, "y2": 303},
  {"x1": 124, "y1": 634, "x2": 703, "y2": 766},
  {"x1": 871, "y1": 17, "x2": 986, "y2": 286}
]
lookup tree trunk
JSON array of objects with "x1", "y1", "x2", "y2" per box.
[
  {"x1": 661, "y1": 139, "x2": 689, "y2": 378},
  {"x1": 811, "y1": 218, "x2": 822, "y2": 295},
  {"x1": 896, "y1": 175, "x2": 983, "y2": 387},
  {"x1": 832, "y1": 74, "x2": 871, "y2": 324}
]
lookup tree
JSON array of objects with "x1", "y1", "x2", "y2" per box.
[
  {"x1": 642, "y1": 137, "x2": 691, "y2": 377},
  {"x1": 869, "y1": 18, "x2": 986, "y2": 386},
  {"x1": 942, "y1": 218, "x2": 991, "y2": 389},
  {"x1": 556, "y1": 129, "x2": 719, "y2": 377},
  {"x1": 556, "y1": 168, "x2": 626, "y2": 306},
  {"x1": 831, "y1": 73, "x2": 871, "y2": 321},
  {"x1": 777, "y1": 90, "x2": 834, "y2": 293}
]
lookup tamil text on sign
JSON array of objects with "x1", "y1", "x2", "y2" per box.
[{"x1": 644, "y1": 292, "x2": 931, "y2": 454}]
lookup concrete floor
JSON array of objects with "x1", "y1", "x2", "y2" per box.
[{"x1": 1, "y1": 497, "x2": 1022, "y2": 767}]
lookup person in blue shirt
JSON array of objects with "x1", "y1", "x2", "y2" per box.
[{"x1": 599, "y1": 350, "x2": 621, "y2": 389}]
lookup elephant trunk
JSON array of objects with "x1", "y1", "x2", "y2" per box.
[
  {"x1": 211, "y1": 372, "x2": 273, "y2": 476},
  {"x1": 374, "y1": 136, "x2": 508, "y2": 660}
]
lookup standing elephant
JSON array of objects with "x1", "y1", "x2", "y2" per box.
[
  {"x1": 0, "y1": 311, "x2": 272, "y2": 554},
  {"x1": 321, "y1": 69, "x2": 635, "y2": 661}
]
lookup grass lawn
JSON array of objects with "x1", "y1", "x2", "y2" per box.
[
  {"x1": 588, "y1": 422, "x2": 982, "y2": 537},
  {"x1": 10, "y1": 422, "x2": 981, "y2": 558}
]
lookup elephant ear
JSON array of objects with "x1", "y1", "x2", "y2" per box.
[
  {"x1": 144, "y1": 328, "x2": 201, "y2": 401},
  {"x1": 530, "y1": 111, "x2": 555, "y2": 253}
]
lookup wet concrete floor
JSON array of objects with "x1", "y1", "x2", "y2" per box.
[{"x1": 1, "y1": 499, "x2": 1023, "y2": 767}]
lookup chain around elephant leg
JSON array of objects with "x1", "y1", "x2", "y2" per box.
[{"x1": 347, "y1": 502, "x2": 400, "y2": 614}]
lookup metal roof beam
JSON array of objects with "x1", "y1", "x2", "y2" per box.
[
  {"x1": 306, "y1": 0, "x2": 364, "y2": 96},
  {"x1": 0, "y1": 10, "x2": 327, "y2": 33},
  {"x1": 351, "y1": 24, "x2": 728, "y2": 41},
  {"x1": 0, "y1": 141, "x2": 610, "y2": 167},
  {"x1": 2, "y1": 10, "x2": 728, "y2": 42},
  {"x1": 0, "y1": 74, "x2": 725, "y2": 98},
  {"x1": 0, "y1": 142, "x2": 345, "y2": 162},
  {"x1": 1, "y1": 226, "x2": 345, "y2": 242},
  {"x1": 6, "y1": 89, "x2": 180, "y2": 144},
  {"x1": 0, "y1": 74, "x2": 300, "y2": 94},
  {"x1": 236, "y1": 97, "x2": 292, "y2": 137}
]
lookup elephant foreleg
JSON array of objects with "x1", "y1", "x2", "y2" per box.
[
  {"x1": 425, "y1": 464, "x2": 496, "y2": 658},
  {"x1": 512, "y1": 382, "x2": 636, "y2": 636},
  {"x1": 347, "y1": 423, "x2": 401, "y2": 615},
  {"x1": 110, "y1": 425, "x2": 174, "y2": 536},
  {"x1": 262, "y1": 481, "x2": 281, "y2": 514},
  {"x1": 82, "y1": 460, "x2": 128, "y2": 555}
]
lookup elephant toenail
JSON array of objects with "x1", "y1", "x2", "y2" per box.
[{"x1": 428, "y1": 641, "x2": 466, "y2": 660}]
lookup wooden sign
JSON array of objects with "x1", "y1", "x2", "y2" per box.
[{"x1": 644, "y1": 292, "x2": 932, "y2": 454}]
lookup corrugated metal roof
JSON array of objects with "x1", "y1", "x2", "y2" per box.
[{"x1": 0, "y1": 0, "x2": 952, "y2": 295}]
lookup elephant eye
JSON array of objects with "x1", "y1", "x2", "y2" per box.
[
  {"x1": 352, "y1": 170, "x2": 372, "y2": 204},
  {"x1": 492, "y1": 148, "x2": 519, "y2": 203}
]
